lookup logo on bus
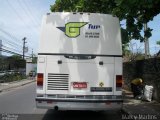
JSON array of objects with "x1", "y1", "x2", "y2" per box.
[{"x1": 57, "y1": 22, "x2": 88, "y2": 38}]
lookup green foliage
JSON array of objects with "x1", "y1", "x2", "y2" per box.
[
  {"x1": 50, "y1": 0, "x2": 160, "y2": 42},
  {"x1": 135, "y1": 53, "x2": 145, "y2": 60},
  {"x1": 122, "y1": 43, "x2": 131, "y2": 56},
  {"x1": 14, "y1": 59, "x2": 26, "y2": 69},
  {"x1": 32, "y1": 57, "x2": 37, "y2": 63},
  {"x1": 108, "y1": 0, "x2": 159, "y2": 41},
  {"x1": 0, "y1": 55, "x2": 25, "y2": 70},
  {"x1": 0, "y1": 73, "x2": 26, "y2": 83},
  {"x1": 7, "y1": 56, "x2": 25, "y2": 69},
  {"x1": 51, "y1": 0, "x2": 115, "y2": 13},
  {"x1": 11, "y1": 55, "x2": 22, "y2": 60},
  {"x1": 121, "y1": 28, "x2": 129, "y2": 44},
  {"x1": 50, "y1": 0, "x2": 80, "y2": 12},
  {"x1": 157, "y1": 40, "x2": 160, "y2": 45},
  {"x1": 0, "y1": 57, "x2": 7, "y2": 71}
]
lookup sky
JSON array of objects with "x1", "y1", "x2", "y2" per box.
[
  {"x1": 0, "y1": 0, "x2": 160, "y2": 56},
  {"x1": 0, "y1": 0, "x2": 55, "y2": 56}
]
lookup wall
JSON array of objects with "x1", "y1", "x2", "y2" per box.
[
  {"x1": 0, "y1": 40, "x2": 2, "y2": 56},
  {"x1": 26, "y1": 63, "x2": 37, "y2": 76},
  {"x1": 123, "y1": 58, "x2": 160, "y2": 102}
]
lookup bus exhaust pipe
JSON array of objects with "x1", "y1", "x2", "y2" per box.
[{"x1": 54, "y1": 106, "x2": 59, "y2": 111}]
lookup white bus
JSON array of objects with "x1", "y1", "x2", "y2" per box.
[{"x1": 36, "y1": 12, "x2": 123, "y2": 111}]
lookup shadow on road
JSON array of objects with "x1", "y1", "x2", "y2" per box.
[
  {"x1": 15, "y1": 109, "x2": 121, "y2": 120},
  {"x1": 42, "y1": 109, "x2": 107, "y2": 120}
]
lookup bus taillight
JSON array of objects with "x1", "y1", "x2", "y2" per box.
[
  {"x1": 37, "y1": 73, "x2": 43, "y2": 86},
  {"x1": 116, "y1": 75, "x2": 122, "y2": 88}
]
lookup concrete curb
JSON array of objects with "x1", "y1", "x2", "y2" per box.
[{"x1": 0, "y1": 79, "x2": 35, "y2": 93}]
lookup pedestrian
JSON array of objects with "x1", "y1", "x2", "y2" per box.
[{"x1": 131, "y1": 78, "x2": 143, "y2": 98}]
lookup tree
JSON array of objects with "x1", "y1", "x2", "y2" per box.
[
  {"x1": 157, "y1": 40, "x2": 160, "y2": 46},
  {"x1": 112, "y1": 0, "x2": 160, "y2": 41},
  {"x1": 156, "y1": 40, "x2": 160, "y2": 56},
  {"x1": 122, "y1": 44, "x2": 130, "y2": 55},
  {"x1": 11, "y1": 55, "x2": 22, "y2": 60},
  {"x1": 121, "y1": 28, "x2": 130, "y2": 55},
  {"x1": 7, "y1": 55, "x2": 25, "y2": 70},
  {"x1": 50, "y1": 0, "x2": 160, "y2": 42}
]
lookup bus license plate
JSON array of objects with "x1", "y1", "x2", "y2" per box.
[{"x1": 73, "y1": 82, "x2": 87, "y2": 88}]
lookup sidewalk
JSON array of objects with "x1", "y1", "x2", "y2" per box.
[
  {"x1": 0, "y1": 78, "x2": 35, "y2": 93},
  {"x1": 122, "y1": 89, "x2": 160, "y2": 120}
]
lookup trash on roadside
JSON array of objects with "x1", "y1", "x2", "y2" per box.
[{"x1": 143, "y1": 85, "x2": 153, "y2": 102}]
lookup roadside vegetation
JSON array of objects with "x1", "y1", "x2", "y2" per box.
[
  {"x1": 0, "y1": 72, "x2": 26, "y2": 83},
  {"x1": 0, "y1": 55, "x2": 26, "y2": 83}
]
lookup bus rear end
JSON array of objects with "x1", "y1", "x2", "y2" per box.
[{"x1": 36, "y1": 12, "x2": 123, "y2": 111}]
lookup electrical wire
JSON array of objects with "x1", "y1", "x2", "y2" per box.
[
  {"x1": 24, "y1": 0, "x2": 41, "y2": 22},
  {"x1": 0, "y1": 37, "x2": 22, "y2": 50},
  {"x1": 0, "y1": 29, "x2": 23, "y2": 47},
  {"x1": 0, "y1": 48, "x2": 30, "y2": 57},
  {"x1": 17, "y1": 0, "x2": 40, "y2": 27},
  {"x1": 6, "y1": 0, "x2": 38, "y2": 34},
  {"x1": 2, "y1": 45, "x2": 22, "y2": 53}
]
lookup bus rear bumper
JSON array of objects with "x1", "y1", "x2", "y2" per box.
[{"x1": 35, "y1": 96, "x2": 123, "y2": 111}]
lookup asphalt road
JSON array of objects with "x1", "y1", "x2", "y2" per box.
[{"x1": 0, "y1": 83, "x2": 123, "y2": 120}]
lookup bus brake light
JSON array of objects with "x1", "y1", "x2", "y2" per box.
[
  {"x1": 37, "y1": 73, "x2": 43, "y2": 86},
  {"x1": 116, "y1": 75, "x2": 122, "y2": 87}
]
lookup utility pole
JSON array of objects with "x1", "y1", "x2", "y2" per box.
[
  {"x1": 0, "y1": 40, "x2": 2, "y2": 56},
  {"x1": 22, "y1": 37, "x2": 27, "y2": 59},
  {"x1": 31, "y1": 49, "x2": 33, "y2": 60},
  {"x1": 144, "y1": 23, "x2": 150, "y2": 59}
]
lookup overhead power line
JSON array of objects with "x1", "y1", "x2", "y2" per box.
[
  {"x1": 0, "y1": 29, "x2": 23, "y2": 47},
  {"x1": 17, "y1": 0, "x2": 40, "y2": 27},
  {"x1": 6, "y1": 0, "x2": 38, "y2": 34},
  {"x1": 27, "y1": 0, "x2": 42, "y2": 21},
  {"x1": 0, "y1": 34, "x2": 33, "y2": 54},
  {"x1": 23, "y1": 0, "x2": 41, "y2": 26},
  {"x1": 0, "y1": 48, "x2": 29, "y2": 57},
  {"x1": 0, "y1": 48, "x2": 22, "y2": 56},
  {"x1": 2, "y1": 45, "x2": 22, "y2": 53},
  {"x1": 0, "y1": 36, "x2": 22, "y2": 50}
]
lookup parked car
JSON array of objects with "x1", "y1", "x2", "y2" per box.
[{"x1": 0, "y1": 71, "x2": 6, "y2": 76}]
